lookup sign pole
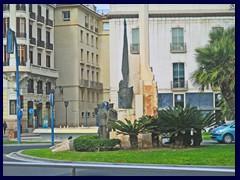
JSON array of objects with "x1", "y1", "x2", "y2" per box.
[{"x1": 50, "y1": 89, "x2": 55, "y2": 146}]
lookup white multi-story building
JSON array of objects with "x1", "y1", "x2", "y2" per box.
[
  {"x1": 3, "y1": 4, "x2": 58, "y2": 132},
  {"x1": 108, "y1": 4, "x2": 235, "y2": 120}
]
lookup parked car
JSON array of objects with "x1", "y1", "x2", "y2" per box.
[
  {"x1": 202, "y1": 124, "x2": 218, "y2": 132},
  {"x1": 211, "y1": 122, "x2": 235, "y2": 144}
]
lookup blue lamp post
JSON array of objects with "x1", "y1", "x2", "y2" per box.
[
  {"x1": 7, "y1": 28, "x2": 22, "y2": 144},
  {"x1": 50, "y1": 89, "x2": 55, "y2": 146}
]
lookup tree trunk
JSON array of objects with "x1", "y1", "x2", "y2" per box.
[
  {"x1": 171, "y1": 132, "x2": 185, "y2": 149},
  {"x1": 129, "y1": 134, "x2": 138, "y2": 149},
  {"x1": 220, "y1": 81, "x2": 235, "y2": 115},
  {"x1": 192, "y1": 128, "x2": 202, "y2": 146},
  {"x1": 183, "y1": 130, "x2": 192, "y2": 147}
]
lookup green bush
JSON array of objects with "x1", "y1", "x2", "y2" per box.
[{"x1": 73, "y1": 135, "x2": 121, "y2": 152}]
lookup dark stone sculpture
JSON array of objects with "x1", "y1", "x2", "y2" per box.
[
  {"x1": 97, "y1": 102, "x2": 108, "y2": 139},
  {"x1": 118, "y1": 19, "x2": 134, "y2": 109}
]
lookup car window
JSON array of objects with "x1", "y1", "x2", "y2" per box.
[{"x1": 231, "y1": 125, "x2": 235, "y2": 128}]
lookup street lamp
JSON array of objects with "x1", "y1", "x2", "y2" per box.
[{"x1": 64, "y1": 101, "x2": 69, "y2": 127}]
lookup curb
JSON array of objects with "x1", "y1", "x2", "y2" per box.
[{"x1": 11, "y1": 150, "x2": 235, "y2": 170}]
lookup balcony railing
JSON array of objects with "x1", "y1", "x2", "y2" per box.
[
  {"x1": 46, "y1": 42, "x2": 53, "y2": 50},
  {"x1": 30, "y1": 37, "x2": 36, "y2": 45},
  {"x1": 46, "y1": 19, "x2": 53, "y2": 27},
  {"x1": 37, "y1": 15, "x2": 45, "y2": 24},
  {"x1": 170, "y1": 43, "x2": 187, "y2": 53},
  {"x1": 130, "y1": 43, "x2": 140, "y2": 54},
  {"x1": 16, "y1": 4, "x2": 26, "y2": 11},
  {"x1": 16, "y1": 32, "x2": 27, "y2": 38},
  {"x1": 19, "y1": 60, "x2": 27, "y2": 66},
  {"x1": 171, "y1": 80, "x2": 188, "y2": 90},
  {"x1": 37, "y1": 40, "x2": 45, "y2": 48},
  {"x1": 85, "y1": 22, "x2": 89, "y2": 28},
  {"x1": 27, "y1": 87, "x2": 34, "y2": 93},
  {"x1": 95, "y1": 27, "x2": 98, "y2": 33},
  {"x1": 3, "y1": 60, "x2": 9, "y2": 66},
  {"x1": 37, "y1": 89, "x2": 43, "y2": 94},
  {"x1": 30, "y1": 12, "x2": 36, "y2": 20},
  {"x1": 3, "y1": 4, "x2": 10, "y2": 11}
]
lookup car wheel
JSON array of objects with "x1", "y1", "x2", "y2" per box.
[{"x1": 223, "y1": 134, "x2": 233, "y2": 144}]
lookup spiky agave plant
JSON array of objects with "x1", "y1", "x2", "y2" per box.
[{"x1": 111, "y1": 117, "x2": 152, "y2": 149}]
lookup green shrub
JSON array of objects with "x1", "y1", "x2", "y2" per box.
[{"x1": 73, "y1": 135, "x2": 121, "y2": 152}]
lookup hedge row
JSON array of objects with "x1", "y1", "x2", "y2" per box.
[{"x1": 73, "y1": 135, "x2": 121, "y2": 152}]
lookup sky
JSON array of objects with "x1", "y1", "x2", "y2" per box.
[{"x1": 94, "y1": 4, "x2": 110, "y2": 10}]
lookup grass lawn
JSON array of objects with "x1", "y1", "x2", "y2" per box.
[
  {"x1": 22, "y1": 144, "x2": 235, "y2": 166},
  {"x1": 202, "y1": 132, "x2": 211, "y2": 140}
]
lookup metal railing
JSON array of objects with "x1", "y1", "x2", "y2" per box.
[
  {"x1": 130, "y1": 43, "x2": 140, "y2": 54},
  {"x1": 3, "y1": 161, "x2": 235, "y2": 176},
  {"x1": 170, "y1": 43, "x2": 187, "y2": 53}
]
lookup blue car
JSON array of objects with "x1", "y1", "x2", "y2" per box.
[{"x1": 211, "y1": 122, "x2": 235, "y2": 144}]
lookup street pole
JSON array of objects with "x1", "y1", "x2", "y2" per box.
[
  {"x1": 7, "y1": 29, "x2": 22, "y2": 144},
  {"x1": 64, "y1": 101, "x2": 69, "y2": 127},
  {"x1": 50, "y1": 89, "x2": 55, "y2": 146}
]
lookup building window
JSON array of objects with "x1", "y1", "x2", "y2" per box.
[
  {"x1": 131, "y1": 28, "x2": 139, "y2": 54},
  {"x1": 18, "y1": 45, "x2": 27, "y2": 65},
  {"x1": 38, "y1": 5, "x2": 42, "y2": 15},
  {"x1": 96, "y1": 55, "x2": 99, "y2": 65},
  {"x1": 46, "y1": 82, "x2": 51, "y2": 95},
  {"x1": 29, "y1": 51, "x2": 33, "y2": 64},
  {"x1": 28, "y1": 79, "x2": 34, "y2": 93},
  {"x1": 171, "y1": 27, "x2": 186, "y2": 52},
  {"x1": 80, "y1": 30, "x2": 83, "y2": 42},
  {"x1": 37, "y1": 28, "x2": 42, "y2": 40},
  {"x1": 81, "y1": 49, "x2": 83, "y2": 60},
  {"x1": 212, "y1": 27, "x2": 224, "y2": 33},
  {"x1": 46, "y1": 31, "x2": 50, "y2": 43},
  {"x1": 103, "y1": 22, "x2": 109, "y2": 30},
  {"x1": 87, "y1": 51, "x2": 89, "y2": 62},
  {"x1": 81, "y1": 68, "x2": 84, "y2": 79},
  {"x1": 16, "y1": 17, "x2": 26, "y2": 38},
  {"x1": 3, "y1": 46, "x2": 10, "y2": 65},
  {"x1": 46, "y1": 9, "x2": 49, "y2": 20},
  {"x1": 87, "y1": 70, "x2": 89, "y2": 81},
  {"x1": 96, "y1": 72, "x2": 99, "y2": 82},
  {"x1": 46, "y1": 55, "x2": 50, "y2": 68},
  {"x1": 92, "y1": 53, "x2": 94, "y2": 63},
  {"x1": 10, "y1": 100, "x2": 17, "y2": 115},
  {"x1": 62, "y1": 11, "x2": 70, "y2": 21},
  {"x1": 92, "y1": 71, "x2": 94, "y2": 81},
  {"x1": 81, "y1": 90, "x2": 84, "y2": 101},
  {"x1": 37, "y1": 81, "x2": 43, "y2": 94},
  {"x1": 3, "y1": 17, "x2": 9, "y2": 37},
  {"x1": 96, "y1": 37, "x2": 98, "y2": 48},
  {"x1": 158, "y1": 93, "x2": 173, "y2": 109},
  {"x1": 91, "y1": 35, "x2": 94, "y2": 46},
  {"x1": 174, "y1": 94, "x2": 184, "y2": 107},
  {"x1": 16, "y1": 4, "x2": 26, "y2": 11},
  {"x1": 85, "y1": 15, "x2": 89, "y2": 28},
  {"x1": 86, "y1": 33, "x2": 89, "y2": 45},
  {"x1": 173, "y1": 63, "x2": 185, "y2": 88},
  {"x1": 38, "y1": 53, "x2": 41, "y2": 66}
]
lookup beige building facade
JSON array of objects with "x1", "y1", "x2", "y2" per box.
[
  {"x1": 54, "y1": 4, "x2": 110, "y2": 127},
  {"x1": 3, "y1": 4, "x2": 58, "y2": 132}
]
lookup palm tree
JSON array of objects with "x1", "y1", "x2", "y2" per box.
[
  {"x1": 157, "y1": 105, "x2": 215, "y2": 148},
  {"x1": 111, "y1": 117, "x2": 151, "y2": 149},
  {"x1": 191, "y1": 27, "x2": 235, "y2": 119}
]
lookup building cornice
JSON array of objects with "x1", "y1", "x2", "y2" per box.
[{"x1": 107, "y1": 12, "x2": 235, "y2": 19}]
